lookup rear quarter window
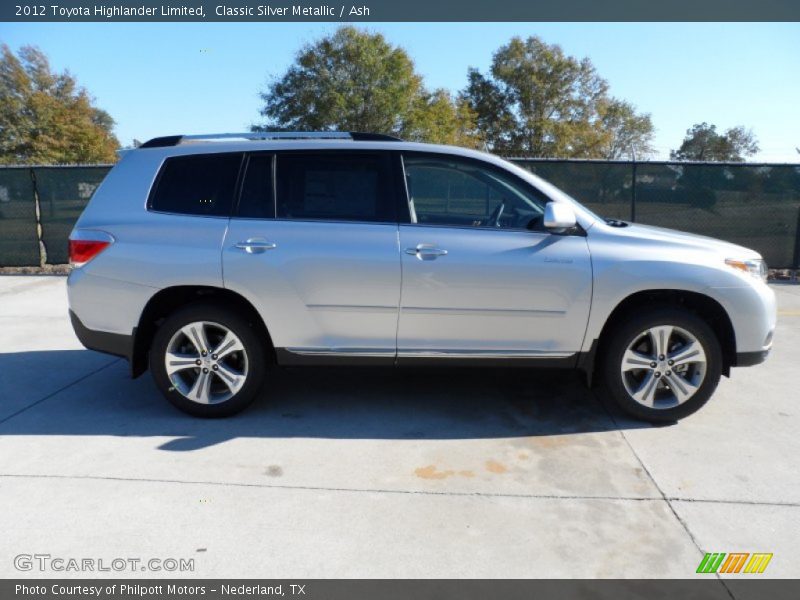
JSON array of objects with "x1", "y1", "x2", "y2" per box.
[{"x1": 148, "y1": 153, "x2": 243, "y2": 216}]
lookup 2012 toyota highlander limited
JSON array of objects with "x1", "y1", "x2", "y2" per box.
[{"x1": 67, "y1": 132, "x2": 776, "y2": 421}]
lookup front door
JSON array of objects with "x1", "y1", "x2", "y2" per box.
[{"x1": 396, "y1": 153, "x2": 592, "y2": 361}]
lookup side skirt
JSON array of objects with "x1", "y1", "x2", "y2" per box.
[{"x1": 275, "y1": 347, "x2": 584, "y2": 370}]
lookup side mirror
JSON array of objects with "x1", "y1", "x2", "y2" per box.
[{"x1": 543, "y1": 203, "x2": 577, "y2": 233}]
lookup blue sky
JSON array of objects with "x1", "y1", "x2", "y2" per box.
[{"x1": 2, "y1": 22, "x2": 799, "y2": 161}]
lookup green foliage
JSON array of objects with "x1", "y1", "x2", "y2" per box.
[
  {"x1": 0, "y1": 44, "x2": 119, "y2": 165},
  {"x1": 462, "y1": 68, "x2": 516, "y2": 152},
  {"x1": 670, "y1": 122, "x2": 759, "y2": 162},
  {"x1": 254, "y1": 27, "x2": 481, "y2": 147},
  {"x1": 597, "y1": 98, "x2": 654, "y2": 159},
  {"x1": 461, "y1": 36, "x2": 654, "y2": 159},
  {"x1": 404, "y1": 89, "x2": 482, "y2": 148}
]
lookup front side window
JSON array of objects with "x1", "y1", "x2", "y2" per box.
[
  {"x1": 276, "y1": 152, "x2": 394, "y2": 223},
  {"x1": 403, "y1": 154, "x2": 547, "y2": 230},
  {"x1": 149, "y1": 153, "x2": 242, "y2": 216}
]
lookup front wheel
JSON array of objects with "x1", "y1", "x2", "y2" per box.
[
  {"x1": 149, "y1": 303, "x2": 267, "y2": 417},
  {"x1": 600, "y1": 307, "x2": 723, "y2": 422}
]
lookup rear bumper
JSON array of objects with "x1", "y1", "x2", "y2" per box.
[{"x1": 69, "y1": 310, "x2": 133, "y2": 361}]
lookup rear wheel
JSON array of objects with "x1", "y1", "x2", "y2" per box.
[
  {"x1": 600, "y1": 307, "x2": 722, "y2": 422},
  {"x1": 150, "y1": 303, "x2": 267, "y2": 417}
]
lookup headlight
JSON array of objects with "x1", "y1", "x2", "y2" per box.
[{"x1": 725, "y1": 258, "x2": 767, "y2": 282}]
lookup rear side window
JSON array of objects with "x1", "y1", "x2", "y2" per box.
[
  {"x1": 149, "y1": 153, "x2": 242, "y2": 216},
  {"x1": 276, "y1": 152, "x2": 394, "y2": 222}
]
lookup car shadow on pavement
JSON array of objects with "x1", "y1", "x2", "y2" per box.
[{"x1": 0, "y1": 349, "x2": 655, "y2": 450}]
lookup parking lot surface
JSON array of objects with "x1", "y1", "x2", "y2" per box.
[{"x1": 0, "y1": 276, "x2": 798, "y2": 582}]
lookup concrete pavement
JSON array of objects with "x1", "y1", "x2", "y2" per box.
[{"x1": 0, "y1": 276, "x2": 797, "y2": 580}]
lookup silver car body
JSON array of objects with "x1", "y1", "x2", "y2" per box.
[{"x1": 67, "y1": 139, "x2": 776, "y2": 374}]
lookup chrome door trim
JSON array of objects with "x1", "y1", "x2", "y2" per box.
[
  {"x1": 305, "y1": 304, "x2": 398, "y2": 314},
  {"x1": 397, "y1": 349, "x2": 573, "y2": 359},
  {"x1": 401, "y1": 306, "x2": 566, "y2": 317},
  {"x1": 285, "y1": 347, "x2": 397, "y2": 358},
  {"x1": 284, "y1": 347, "x2": 573, "y2": 359}
]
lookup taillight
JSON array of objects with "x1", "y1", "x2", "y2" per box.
[{"x1": 69, "y1": 231, "x2": 114, "y2": 267}]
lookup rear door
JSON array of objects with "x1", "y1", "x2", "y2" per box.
[
  {"x1": 222, "y1": 151, "x2": 401, "y2": 363},
  {"x1": 397, "y1": 152, "x2": 592, "y2": 360}
]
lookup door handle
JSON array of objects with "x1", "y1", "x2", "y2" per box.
[
  {"x1": 405, "y1": 244, "x2": 448, "y2": 260},
  {"x1": 235, "y1": 238, "x2": 277, "y2": 254}
]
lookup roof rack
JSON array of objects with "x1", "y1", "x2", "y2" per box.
[{"x1": 139, "y1": 131, "x2": 403, "y2": 148}]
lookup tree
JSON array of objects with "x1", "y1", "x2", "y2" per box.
[
  {"x1": 256, "y1": 27, "x2": 419, "y2": 134},
  {"x1": 461, "y1": 36, "x2": 654, "y2": 159},
  {"x1": 254, "y1": 27, "x2": 480, "y2": 146},
  {"x1": 404, "y1": 89, "x2": 482, "y2": 148},
  {"x1": 0, "y1": 44, "x2": 119, "y2": 164},
  {"x1": 670, "y1": 122, "x2": 759, "y2": 162},
  {"x1": 597, "y1": 99, "x2": 654, "y2": 159},
  {"x1": 462, "y1": 68, "x2": 516, "y2": 152}
]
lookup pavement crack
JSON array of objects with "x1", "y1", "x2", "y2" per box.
[
  {"x1": 666, "y1": 497, "x2": 800, "y2": 508},
  {"x1": 594, "y1": 390, "x2": 737, "y2": 600},
  {"x1": 0, "y1": 358, "x2": 119, "y2": 427},
  {"x1": 3, "y1": 472, "x2": 792, "y2": 510},
  {"x1": 0, "y1": 472, "x2": 669, "y2": 502}
]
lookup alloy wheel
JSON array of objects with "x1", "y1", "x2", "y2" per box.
[
  {"x1": 164, "y1": 321, "x2": 249, "y2": 404},
  {"x1": 620, "y1": 325, "x2": 707, "y2": 409}
]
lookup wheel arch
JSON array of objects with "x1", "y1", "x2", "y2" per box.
[
  {"x1": 131, "y1": 285, "x2": 274, "y2": 378},
  {"x1": 588, "y1": 289, "x2": 736, "y2": 382}
]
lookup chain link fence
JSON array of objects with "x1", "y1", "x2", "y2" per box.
[{"x1": 1, "y1": 160, "x2": 799, "y2": 268}]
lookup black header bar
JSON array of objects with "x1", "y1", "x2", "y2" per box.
[
  {"x1": 4, "y1": 579, "x2": 800, "y2": 600},
  {"x1": 3, "y1": 0, "x2": 800, "y2": 22}
]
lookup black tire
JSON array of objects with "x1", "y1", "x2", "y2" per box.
[
  {"x1": 600, "y1": 307, "x2": 723, "y2": 423},
  {"x1": 149, "y1": 302, "x2": 267, "y2": 418}
]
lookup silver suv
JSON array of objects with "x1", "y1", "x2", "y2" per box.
[{"x1": 67, "y1": 132, "x2": 776, "y2": 421}]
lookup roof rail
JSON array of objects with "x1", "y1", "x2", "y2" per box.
[
  {"x1": 139, "y1": 131, "x2": 403, "y2": 148},
  {"x1": 349, "y1": 132, "x2": 403, "y2": 141}
]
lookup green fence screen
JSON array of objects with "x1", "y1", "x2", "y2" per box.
[
  {"x1": 514, "y1": 160, "x2": 800, "y2": 268},
  {"x1": 34, "y1": 167, "x2": 112, "y2": 265},
  {"x1": 0, "y1": 167, "x2": 40, "y2": 266},
  {"x1": 1, "y1": 160, "x2": 799, "y2": 268}
]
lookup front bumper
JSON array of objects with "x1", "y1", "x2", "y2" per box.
[
  {"x1": 708, "y1": 282, "x2": 776, "y2": 361},
  {"x1": 735, "y1": 349, "x2": 771, "y2": 367}
]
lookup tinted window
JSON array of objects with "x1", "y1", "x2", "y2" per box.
[
  {"x1": 276, "y1": 153, "x2": 394, "y2": 222},
  {"x1": 404, "y1": 154, "x2": 546, "y2": 230},
  {"x1": 237, "y1": 154, "x2": 274, "y2": 218},
  {"x1": 149, "y1": 153, "x2": 242, "y2": 216}
]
